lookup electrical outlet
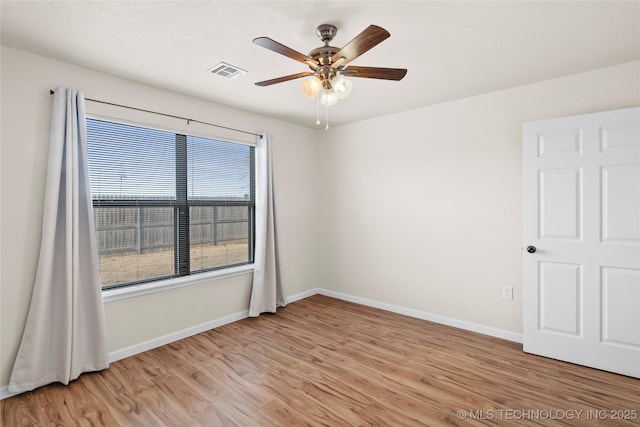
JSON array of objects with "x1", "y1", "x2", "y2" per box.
[{"x1": 502, "y1": 286, "x2": 513, "y2": 300}]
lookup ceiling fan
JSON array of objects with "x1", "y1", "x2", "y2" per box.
[{"x1": 253, "y1": 24, "x2": 407, "y2": 106}]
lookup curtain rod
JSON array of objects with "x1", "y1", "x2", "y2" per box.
[{"x1": 49, "y1": 89, "x2": 261, "y2": 138}]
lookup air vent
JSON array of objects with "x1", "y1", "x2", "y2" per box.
[{"x1": 207, "y1": 62, "x2": 247, "y2": 79}]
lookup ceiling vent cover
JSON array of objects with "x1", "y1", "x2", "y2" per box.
[{"x1": 208, "y1": 62, "x2": 247, "y2": 79}]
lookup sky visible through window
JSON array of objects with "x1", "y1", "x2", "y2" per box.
[
  {"x1": 187, "y1": 135, "x2": 252, "y2": 200},
  {"x1": 86, "y1": 119, "x2": 251, "y2": 200}
]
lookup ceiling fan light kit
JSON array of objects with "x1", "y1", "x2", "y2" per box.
[
  {"x1": 332, "y1": 74, "x2": 353, "y2": 99},
  {"x1": 319, "y1": 88, "x2": 339, "y2": 106},
  {"x1": 300, "y1": 75, "x2": 322, "y2": 99},
  {"x1": 253, "y1": 23, "x2": 407, "y2": 127}
]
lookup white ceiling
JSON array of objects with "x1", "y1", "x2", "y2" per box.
[{"x1": 1, "y1": 1, "x2": 639, "y2": 129}]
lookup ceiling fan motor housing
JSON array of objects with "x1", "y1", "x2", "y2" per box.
[
  {"x1": 308, "y1": 46, "x2": 340, "y2": 66},
  {"x1": 311, "y1": 24, "x2": 342, "y2": 68}
]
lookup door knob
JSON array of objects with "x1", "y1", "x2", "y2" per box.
[{"x1": 526, "y1": 246, "x2": 536, "y2": 253}]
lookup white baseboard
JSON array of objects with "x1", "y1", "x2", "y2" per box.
[
  {"x1": 108, "y1": 309, "x2": 249, "y2": 363},
  {"x1": 1, "y1": 287, "x2": 521, "y2": 400},
  {"x1": 108, "y1": 287, "x2": 522, "y2": 367},
  {"x1": 106, "y1": 286, "x2": 336, "y2": 364},
  {"x1": 317, "y1": 288, "x2": 523, "y2": 344},
  {"x1": 107, "y1": 288, "x2": 345, "y2": 365},
  {"x1": 286, "y1": 288, "x2": 318, "y2": 304}
]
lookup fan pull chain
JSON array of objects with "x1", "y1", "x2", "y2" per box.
[
  {"x1": 315, "y1": 94, "x2": 320, "y2": 126},
  {"x1": 325, "y1": 102, "x2": 330, "y2": 131}
]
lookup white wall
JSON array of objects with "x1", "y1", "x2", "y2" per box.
[
  {"x1": 0, "y1": 47, "x2": 320, "y2": 387},
  {"x1": 317, "y1": 61, "x2": 640, "y2": 335}
]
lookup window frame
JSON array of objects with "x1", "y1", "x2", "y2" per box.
[{"x1": 86, "y1": 115, "x2": 256, "y2": 295}]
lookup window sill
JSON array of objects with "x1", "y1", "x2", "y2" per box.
[{"x1": 102, "y1": 264, "x2": 254, "y2": 303}]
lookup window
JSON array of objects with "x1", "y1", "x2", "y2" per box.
[{"x1": 86, "y1": 118, "x2": 255, "y2": 290}]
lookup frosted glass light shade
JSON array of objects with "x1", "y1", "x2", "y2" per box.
[
  {"x1": 332, "y1": 75, "x2": 353, "y2": 99},
  {"x1": 319, "y1": 88, "x2": 339, "y2": 106},
  {"x1": 301, "y1": 76, "x2": 322, "y2": 99}
]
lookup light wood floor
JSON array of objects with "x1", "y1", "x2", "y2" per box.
[{"x1": 2, "y1": 295, "x2": 639, "y2": 426}]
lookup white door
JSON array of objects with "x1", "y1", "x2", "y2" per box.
[{"x1": 523, "y1": 107, "x2": 640, "y2": 378}]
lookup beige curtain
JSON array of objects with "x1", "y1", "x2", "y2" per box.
[
  {"x1": 9, "y1": 87, "x2": 108, "y2": 393},
  {"x1": 248, "y1": 133, "x2": 286, "y2": 316}
]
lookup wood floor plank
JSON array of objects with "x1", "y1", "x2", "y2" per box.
[{"x1": 2, "y1": 294, "x2": 639, "y2": 426}]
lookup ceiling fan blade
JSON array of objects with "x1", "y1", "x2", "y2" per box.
[
  {"x1": 331, "y1": 25, "x2": 390, "y2": 66},
  {"x1": 253, "y1": 37, "x2": 319, "y2": 69},
  {"x1": 342, "y1": 66, "x2": 407, "y2": 81},
  {"x1": 255, "y1": 72, "x2": 315, "y2": 87}
]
